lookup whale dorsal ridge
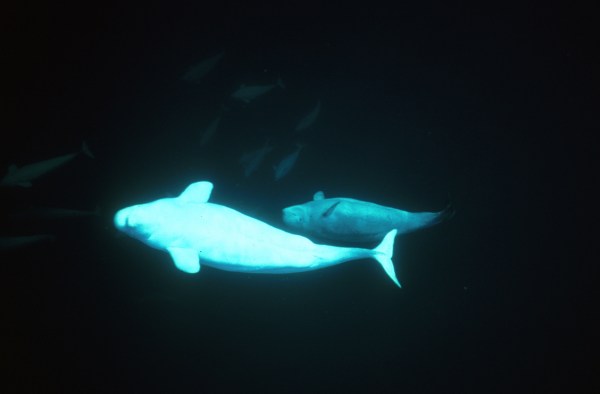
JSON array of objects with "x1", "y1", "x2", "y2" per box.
[
  {"x1": 313, "y1": 191, "x2": 325, "y2": 201},
  {"x1": 179, "y1": 181, "x2": 213, "y2": 203}
]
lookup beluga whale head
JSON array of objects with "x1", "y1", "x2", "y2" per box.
[
  {"x1": 281, "y1": 205, "x2": 308, "y2": 229},
  {"x1": 114, "y1": 203, "x2": 159, "y2": 244},
  {"x1": 113, "y1": 182, "x2": 215, "y2": 274}
]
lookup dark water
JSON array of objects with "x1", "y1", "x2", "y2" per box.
[{"x1": 3, "y1": 3, "x2": 591, "y2": 393}]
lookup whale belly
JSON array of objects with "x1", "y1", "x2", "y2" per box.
[
  {"x1": 194, "y1": 204, "x2": 320, "y2": 272},
  {"x1": 318, "y1": 204, "x2": 397, "y2": 242}
]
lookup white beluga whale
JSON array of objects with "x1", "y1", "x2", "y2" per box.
[
  {"x1": 282, "y1": 191, "x2": 454, "y2": 243},
  {"x1": 114, "y1": 181, "x2": 401, "y2": 287}
]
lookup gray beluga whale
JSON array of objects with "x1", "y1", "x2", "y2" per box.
[
  {"x1": 231, "y1": 77, "x2": 285, "y2": 103},
  {"x1": 10, "y1": 206, "x2": 100, "y2": 220},
  {"x1": 295, "y1": 100, "x2": 321, "y2": 132},
  {"x1": 273, "y1": 144, "x2": 304, "y2": 181},
  {"x1": 282, "y1": 191, "x2": 454, "y2": 243},
  {"x1": 114, "y1": 181, "x2": 401, "y2": 287},
  {"x1": 200, "y1": 115, "x2": 221, "y2": 146},
  {"x1": 0, "y1": 234, "x2": 55, "y2": 250},
  {"x1": 239, "y1": 139, "x2": 274, "y2": 177},
  {"x1": 1, "y1": 142, "x2": 94, "y2": 187},
  {"x1": 181, "y1": 52, "x2": 224, "y2": 83}
]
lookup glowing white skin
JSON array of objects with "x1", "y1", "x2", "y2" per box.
[
  {"x1": 283, "y1": 191, "x2": 454, "y2": 243},
  {"x1": 114, "y1": 182, "x2": 400, "y2": 287}
]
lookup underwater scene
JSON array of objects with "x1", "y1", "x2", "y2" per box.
[{"x1": 3, "y1": 2, "x2": 590, "y2": 393}]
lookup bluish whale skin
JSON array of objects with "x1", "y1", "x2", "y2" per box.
[
  {"x1": 114, "y1": 182, "x2": 401, "y2": 287},
  {"x1": 282, "y1": 191, "x2": 454, "y2": 243}
]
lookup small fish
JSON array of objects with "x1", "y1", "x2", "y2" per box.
[
  {"x1": 273, "y1": 144, "x2": 304, "y2": 181},
  {"x1": 295, "y1": 100, "x2": 321, "y2": 132},
  {"x1": 231, "y1": 77, "x2": 285, "y2": 103},
  {"x1": 200, "y1": 116, "x2": 221, "y2": 146},
  {"x1": 239, "y1": 140, "x2": 274, "y2": 177},
  {"x1": 181, "y1": 52, "x2": 224, "y2": 83},
  {"x1": 1, "y1": 142, "x2": 94, "y2": 187}
]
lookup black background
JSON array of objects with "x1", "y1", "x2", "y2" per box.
[{"x1": 2, "y1": 1, "x2": 594, "y2": 393}]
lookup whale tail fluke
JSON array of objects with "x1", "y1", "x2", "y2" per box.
[
  {"x1": 81, "y1": 141, "x2": 95, "y2": 159},
  {"x1": 373, "y1": 229, "x2": 401, "y2": 287},
  {"x1": 439, "y1": 202, "x2": 456, "y2": 222}
]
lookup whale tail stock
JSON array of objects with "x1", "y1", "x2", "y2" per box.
[{"x1": 373, "y1": 229, "x2": 401, "y2": 287}]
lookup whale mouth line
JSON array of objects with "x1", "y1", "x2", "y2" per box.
[{"x1": 114, "y1": 209, "x2": 130, "y2": 230}]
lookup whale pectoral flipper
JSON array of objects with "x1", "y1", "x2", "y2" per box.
[
  {"x1": 167, "y1": 247, "x2": 200, "y2": 273},
  {"x1": 440, "y1": 202, "x2": 456, "y2": 222},
  {"x1": 322, "y1": 201, "x2": 341, "y2": 218}
]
